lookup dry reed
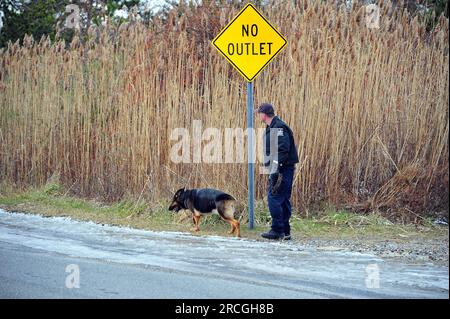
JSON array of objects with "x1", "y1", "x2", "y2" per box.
[{"x1": 0, "y1": 1, "x2": 448, "y2": 220}]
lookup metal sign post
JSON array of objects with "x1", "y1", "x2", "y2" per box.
[
  {"x1": 247, "y1": 81, "x2": 254, "y2": 229},
  {"x1": 212, "y1": 3, "x2": 287, "y2": 230}
]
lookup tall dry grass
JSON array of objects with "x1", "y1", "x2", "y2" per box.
[{"x1": 0, "y1": 1, "x2": 448, "y2": 220}]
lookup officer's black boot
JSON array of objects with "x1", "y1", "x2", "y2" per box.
[{"x1": 261, "y1": 229, "x2": 285, "y2": 240}]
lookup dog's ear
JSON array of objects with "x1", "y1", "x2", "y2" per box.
[{"x1": 174, "y1": 188, "x2": 185, "y2": 198}]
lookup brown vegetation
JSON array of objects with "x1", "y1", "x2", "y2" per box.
[{"x1": 0, "y1": 1, "x2": 448, "y2": 220}]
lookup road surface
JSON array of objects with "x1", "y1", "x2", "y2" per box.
[{"x1": 0, "y1": 209, "x2": 448, "y2": 298}]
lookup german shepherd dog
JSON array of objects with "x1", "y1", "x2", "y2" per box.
[{"x1": 169, "y1": 188, "x2": 241, "y2": 237}]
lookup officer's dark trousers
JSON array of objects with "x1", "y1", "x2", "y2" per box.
[{"x1": 268, "y1": 165, "x2": 295, "y2": 234}]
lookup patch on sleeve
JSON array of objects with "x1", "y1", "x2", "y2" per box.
[{"x1": 277, "y1": 128, "x2": 284, "y2": 137}]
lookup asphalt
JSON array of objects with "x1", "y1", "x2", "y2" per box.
[{"x1": 0, "y1": 209, "x2": 448, "y2": 298}]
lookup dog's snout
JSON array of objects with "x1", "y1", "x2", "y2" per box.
[{"x1": 168, "y1": 200, "x2": 180, "y2": 212}]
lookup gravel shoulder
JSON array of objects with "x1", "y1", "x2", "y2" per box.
[{"x1": 289, "y1": 237, "x2": 449, "y2": 267}]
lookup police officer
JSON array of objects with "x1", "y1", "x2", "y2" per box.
[{"x1": 256, "y1": 103, "x2": 299, "y2": 240}]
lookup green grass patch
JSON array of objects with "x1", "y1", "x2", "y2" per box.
[{"x1": 0, "y1": 182, "x2": 447, "y2": 241}]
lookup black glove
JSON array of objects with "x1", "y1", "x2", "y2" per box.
[{"x1": 269, "y1": 172, "x2": 283, "y2": 195}]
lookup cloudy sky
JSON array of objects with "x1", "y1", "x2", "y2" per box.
[{"x1": 115, "y1": 0, "x2": 169, "y2": 18}]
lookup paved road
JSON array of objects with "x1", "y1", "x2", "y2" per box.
[{"x1": 0, "y1": 209, "x2": 448, "y2": 298}]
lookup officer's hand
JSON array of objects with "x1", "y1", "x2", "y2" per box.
[
  {"x1": 269, "y1": 172, "x2": 278, "y2": 186},
  {"x1": 270, "y1": 173, "x2": 283, "y2": 195}
]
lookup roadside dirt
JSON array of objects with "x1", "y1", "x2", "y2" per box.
[{"x1": 288, "y1": 237, "x2": 449, "y2": 267}]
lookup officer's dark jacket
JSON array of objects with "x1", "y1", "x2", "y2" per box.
[{"x1": 264, "y1": 116, "x2": 299, "y2": 167}]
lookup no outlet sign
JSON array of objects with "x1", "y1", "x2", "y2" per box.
[{"x1": 212, "y1": 3, "x2": 287, "y2": 82}]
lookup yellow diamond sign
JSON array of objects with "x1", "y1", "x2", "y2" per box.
[{"x1": 212, "y1": 3, "x2": 287, "y2": 82}]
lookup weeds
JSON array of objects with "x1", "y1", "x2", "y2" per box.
[{"x1": 0, "y1": 1, "x2": 448, "y2": 221}]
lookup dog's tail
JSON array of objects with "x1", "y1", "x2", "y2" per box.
[{"x1": 216, "y1": 193, "x2": 235, "y2": 201}]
